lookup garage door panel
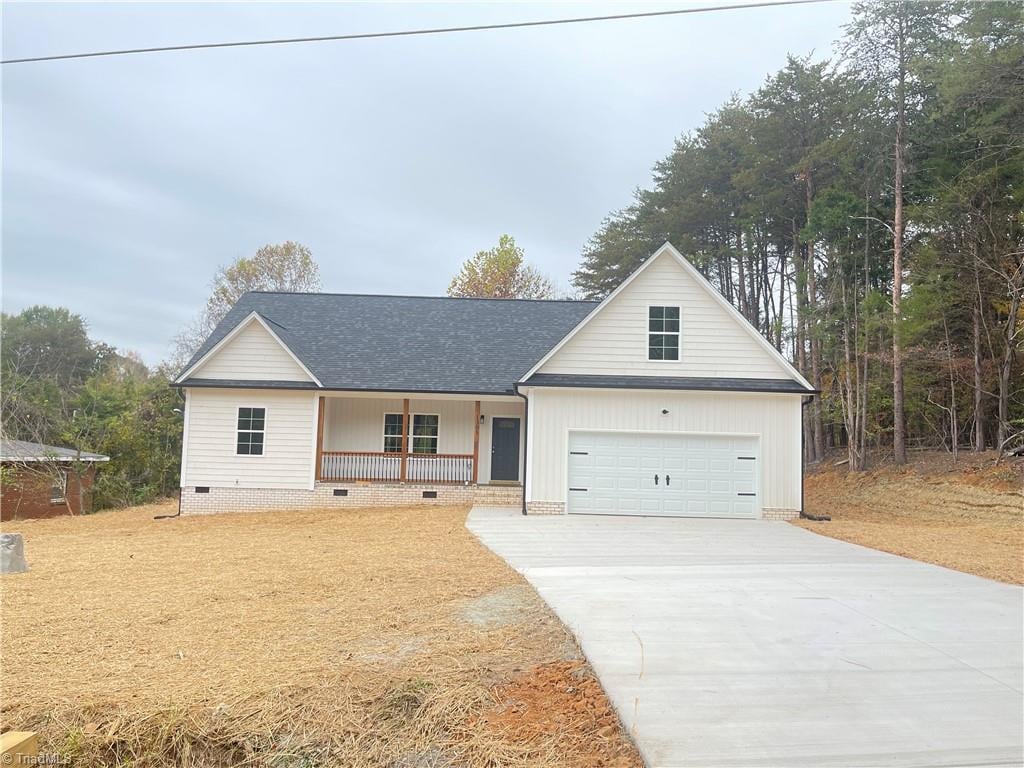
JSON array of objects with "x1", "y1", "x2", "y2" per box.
[{"x1": 567, "y1": 431, "x2": 758, "y2": 519}]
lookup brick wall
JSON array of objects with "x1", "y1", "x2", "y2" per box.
[
  {"x1": 179, "y1": 483, "x2": 521, "y2": 515},
  {"x1": 1, "y1": 464, "x2": 97, "y2": 521}
]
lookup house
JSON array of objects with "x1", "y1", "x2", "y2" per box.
[
  {"x1": 0, "y1": 440, "x2": 109, "y2": 520},
  {"x1": 173, "y1": 243, "x2": 814, "y2": 519}
]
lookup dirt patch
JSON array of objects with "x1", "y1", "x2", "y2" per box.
[
  {"x1": 475, "y1": 661, "x2": 641, "y2": 768},
  {"x1": 459, "y1": 585, "x2": 541, "y2": 628},
  {"x1": 0, "y1": 501, "x2": 641, "y2": 767},
  {"x1": 796, "y1": 451, "x2": 1023, "y2": 584}
]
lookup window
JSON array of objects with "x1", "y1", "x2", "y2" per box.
[
  {"x1": 411, "y1": 414, "x2": 439, "y2": 454},
  {"x1": 383, "y1": 413, "x2": 404, "y2": 453},
  {"x1": 382, "y1": 413, "x2": 439, "y2": 453},
  {"x1": 50, "y1": 472, "x2": 67, "y2": 504},
  {"x1": 237, "y1": 407, "x2": 265, "y2": 455},
  {"x1": 648, "y1": 306, "x2": 680, "y2": 361}
]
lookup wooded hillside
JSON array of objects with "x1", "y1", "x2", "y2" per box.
[{"x1": 573, "y1": 1, "x2": 1023, "y2": 468}]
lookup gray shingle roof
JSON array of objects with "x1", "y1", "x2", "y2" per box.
[
  {"x1": 1, "y1": 440, "x2": 109, "y2": 463},
  {"x1": 522, "y1": 373, "x2": 815, "y2": 394},
  {"x1": 181, "y1": 292, "x2": 597, "y2": 395}
]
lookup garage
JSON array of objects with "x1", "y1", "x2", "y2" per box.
[{"x1": 566, "y1": 431, "x2": 759, "y2": 518}]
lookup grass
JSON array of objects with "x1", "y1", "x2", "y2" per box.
[
  {"x1": 1, "y1": 502, "x2": 640, "y2": 767},
  {"x1": 795, "y1": 451, "x2": 1024, "y2": 584}
]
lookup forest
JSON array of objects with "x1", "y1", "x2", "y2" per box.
[{"x1": 572, "y1": 1, "x2": 1023, "y2": 468}]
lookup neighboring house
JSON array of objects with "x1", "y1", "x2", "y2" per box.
[
  {"x1": 0, "y1": 440, "x2": 109, "y2": 520},
  {"x1": 174, "y1": 243, "x2": 815, "y2": 519}
]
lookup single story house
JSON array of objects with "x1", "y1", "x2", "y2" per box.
[
  {"x1": 0, "y1": 439, "x2": 109, "y2": 520},
  {"x1": 174, "y1": 243, "x2": 815, "y2": 519}
]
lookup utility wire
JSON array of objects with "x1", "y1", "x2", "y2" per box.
[{"x1": 2, "y1": 0, "x2": 835, "y2": 65}]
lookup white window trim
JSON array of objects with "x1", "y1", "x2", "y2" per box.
[
  {"x1": 646, "y1": 303, "x2": 681, "y2": 363},
  {"x1": 380, "y1": 412, "x2": 441, "y2": 454},
  {"x1": 382, "y1": 412, "x2": 405, "y2": 454},
  {"x1": 410, "y1": 413, "x2": 440, "y2": 455},
  {"x1": 236, "y1": 405, "x2": 267, "y2": 457}
]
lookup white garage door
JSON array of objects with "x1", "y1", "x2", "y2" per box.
[{"x1": 567, "y1": 431, "x2": 759, "y2": 518}]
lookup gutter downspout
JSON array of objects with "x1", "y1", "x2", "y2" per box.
[{"x1": 513, "y1": 384, "x2": 529, "y2": 516}]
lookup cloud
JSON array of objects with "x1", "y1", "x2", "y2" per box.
[{"x1": 1, "y1": 1, "x2": 849, "y2": 365}]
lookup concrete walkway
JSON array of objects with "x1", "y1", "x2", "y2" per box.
[{"x1": 467, "y1": 507, "x2": 1024, "y2": 768}]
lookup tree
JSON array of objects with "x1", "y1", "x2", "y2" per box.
[
  {"x1": 448, "y1": 235, "x2": 555, "y2": 299},
  {"x1": 569, "y1": 2, "x2": 1022, "y2": 467},
  {"x1": 843, "y1": 1, "x2": 952, "y2": 464},
  {"x1": 1, "y1": 306, "x2": 112, "y2": 444},
  {"x1": 172, "y1": 241, "x2": 320, "y2": 365}
]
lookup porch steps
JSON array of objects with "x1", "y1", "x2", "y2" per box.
[{"x1": 472, "y1": 485, "x2": 522, "y2": 507}]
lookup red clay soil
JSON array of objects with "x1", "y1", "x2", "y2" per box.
[{"x1": 477, "y1": 661, "x2": 642, "y2": 768}]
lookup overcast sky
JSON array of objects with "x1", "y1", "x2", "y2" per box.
[{"x1": 2, "y1": 1, "x2": 851, "y2": 364}]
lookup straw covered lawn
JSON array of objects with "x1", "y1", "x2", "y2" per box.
[
  {"x1": 796, "y1": 452, "x2": 1023, "y2": 584},
  {"x1": 1, "y1": 502, "x2": 640, "y2": 767}
]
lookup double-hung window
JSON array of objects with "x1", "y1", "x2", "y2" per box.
[
  {"x1": 411, "y1": 414, "x2": 439, "y2": 455},
  {"x1": 50, "y1": 471, "x2": 67, "y2": 504},
  {"x1": 237, "y1": 407, "x2": 265, "y2": 455},
  {"x1": 383, "y1": 413, "x2": 404, "y2": 453},
  {"x1": 648, "y1": 306, "x2": 680, "y2": 361},
  {"x1": 382, "y1": 413, "x2": 439, "y2": 454}
]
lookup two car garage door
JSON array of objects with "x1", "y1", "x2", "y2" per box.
[{"x1": 567, "y1": 431, "x2": 759, "y2": 518}]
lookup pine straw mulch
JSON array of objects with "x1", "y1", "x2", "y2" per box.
[
  {"x1": 795, "y1": 450, "x2": 1023, "y2": 584},
  {"x1": 0, "y1": 502, "x2": 641, "y2": 767}
]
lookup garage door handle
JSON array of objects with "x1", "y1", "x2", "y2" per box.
[
  {"x1": 654, "y1": 474, "x2": 659, "y2": 485},
  {"x1": 665, "y1": 474, "x2": 670, "y2": 486}
]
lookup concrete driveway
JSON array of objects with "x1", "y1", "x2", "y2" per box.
[{"x1": 468, "y1": 507, "x2": 1024, "y2": 768}]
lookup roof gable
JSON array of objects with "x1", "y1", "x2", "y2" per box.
[
  {"x1": 178, "y1": 312, "x2": 319, "y2": 385},
  {"x1": 526, "y1": 243, "x2": 811, "y2": 388},
  {"x1": 177, "y1": 294, "x2": 594, "y2": 395}
]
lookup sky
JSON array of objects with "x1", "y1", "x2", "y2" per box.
[{"x1": 2, "y1": 1, "x2": 852, "y2": 365}]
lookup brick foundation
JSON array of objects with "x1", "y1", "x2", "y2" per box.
[
  {"x1": 762, "y1": 508, "x2": 800, "y2": 521},
  {"x1": 180, "y1": 483, "x2": 521, "y2": 515},
  {"x1": 526, "y1": 501, "x2": 565, "y2": 515}
]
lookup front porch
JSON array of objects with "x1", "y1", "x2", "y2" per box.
[{"x1": 313, "y1": 393, "x2": 525, "y2": 487}]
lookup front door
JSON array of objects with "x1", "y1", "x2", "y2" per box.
[{"x1": 490, "y1": 417, "x2": 521, "y2": 482}]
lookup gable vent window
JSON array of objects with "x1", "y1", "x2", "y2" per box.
[
  {"x1": 237, "y1": 407, "x2": 266, "y2": 455},
  {"x1": 648, "y1": 306, "x2": 680, "y2": 361}
]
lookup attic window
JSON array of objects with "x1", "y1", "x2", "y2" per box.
[
  {"x1": 648, "y1": 306, "x2": 680, "y2": 361},
  {"x1": 237, "y1": 407, "x2": 265, "y2": 455}
]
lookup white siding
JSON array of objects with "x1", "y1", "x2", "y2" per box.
[
  {"x1": 183, "y1": 388, "x2": 318, "y2": 489},
  {"x1": 322, "y1": 396, "x2": 524, "y2": 483},
  {"x1": 538, "y1": 250, "x2": 791, "y2": 379},
  {"x1": 192, "y1": 320, "x2": 313, "y2": 382},
  {"x1": 526, "y1": 387, "x2": 802, "y2": 513}
]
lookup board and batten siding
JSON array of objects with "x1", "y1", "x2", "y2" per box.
[
  {"x1": 191, "y1": 320, "x2": 313, "y2": 382},
  {"x1": 183, "y1": 388, "x2": 318, "y2": 490},
  {"x1": 537, "y1": 250, "x2": 791, "y2": 379},
  {"x1": 526, "y1": 387, "x2": 802, "y2": 513},
  {"x1": 322, "y1": 396, "x2": 524, "y2": 483}
]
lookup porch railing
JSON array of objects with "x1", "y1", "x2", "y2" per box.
[{"x1": 320, "y1": 451, "x2": 474, "y2": 484}]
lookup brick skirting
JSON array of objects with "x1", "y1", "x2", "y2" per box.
[
  {"x1": 526, "y1": 501, "x2": 566, "y2": 515},
  {"x1": 180, "y1": 482, "x2": 521, "y2": 515},
  {"x1": 762, "y1": 508, "x2": 800, "y2": 520}
]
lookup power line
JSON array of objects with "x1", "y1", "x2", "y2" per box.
[{"x1": 2, "y1": 0, "x2": 836, "y2": 65}]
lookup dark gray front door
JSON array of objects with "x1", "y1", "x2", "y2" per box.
[{"x1": 490, "y1": 417, "x2": 521, "y2": 482}]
